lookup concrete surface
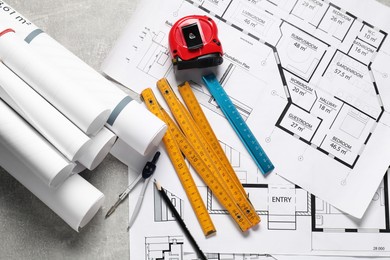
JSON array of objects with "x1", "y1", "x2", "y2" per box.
[{"x1": 0, "y1": 0, "x2": 390, "y2": 259}]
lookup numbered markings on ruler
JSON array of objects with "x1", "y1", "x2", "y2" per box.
[
  {"x1": 156, "y1": 78, "x2": 258, "y2": 231},
  {"x1": 141, "y1": 88, "x2": 216, "y2": 237},
  {"x1": 202, "y1": 73, "x2": 274, "y2": 175}
]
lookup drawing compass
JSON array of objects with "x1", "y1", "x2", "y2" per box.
[{"x1": 105, "y1": 151, "x2": 160, "y2": 229}]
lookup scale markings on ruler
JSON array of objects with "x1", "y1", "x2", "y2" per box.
[
  {"x1": 160, "y1": 108, "x2": 252, "y2": 232},
  {"x1": 157, "y1": 78, "x2": 257, "y2": 230},
  {"x1": 141, "y1": 88, "x2": 216, "y2": 237},
  {"x1": 178, "y1": 82, "x2": 247, "y2": 196},
  {"x1": 202, "y1": 73, "x2": 274, "y2": 175},
  {"x1": 178, "y1": 81, "x2": 260, "y2": 225}
]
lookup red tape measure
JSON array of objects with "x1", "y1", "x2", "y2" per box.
[{"x1": 169, "y1": 15, "x2": 223, "y2": 70}]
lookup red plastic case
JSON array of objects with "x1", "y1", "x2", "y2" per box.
[{"x1": 169, "y1": 15, "x2": 223, "y2": 70}]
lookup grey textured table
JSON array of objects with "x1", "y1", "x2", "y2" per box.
[{"x1": 1, "y1": 0, "x2": 390, "y2": 259}]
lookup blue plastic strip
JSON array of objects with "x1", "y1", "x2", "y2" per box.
[
  {"x1": 202, "y1": 73, "x2": 274, "y2": 175},
  {"x1": 107, "y1": 96, "x2": 133, "y2": 126},
  {"x1": 24, "y1": 29, "x2": 44, "y2": 43}
]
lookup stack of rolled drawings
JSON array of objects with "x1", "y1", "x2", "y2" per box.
[{"x1": 0, "y1": 1, "x2": 167, "y2": 232}]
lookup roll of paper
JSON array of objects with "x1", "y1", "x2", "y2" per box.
[
  {"x1": 26, "y1": 32, "x2": 126, "y2": 110},
  {"x1": 0, "y1": 62, "x2": 92, "y2": 162},
  {"x1": 0, "y1": 2, "x2": 38, "y2": 39},
  {"x1": 107, "y1": 100, "x2": 167, "y2": 156},
  {"x1": 0, "y1": 30, "x2": 111, "y2": 135},
  {"x1": 0, "y1": 141, "x2": 104, "y2": 231},
  {"x1": 0, "y1": 100, "x2": 74, "y2": 188},
  {"x1": 77, "y1": 127, "x2": 117, "y2": 170},
  {"x1": 110, "y1": 138, "x2": 153, "y2": 172},
  {"x1": 25, "y1": 31, "x2": 167, "y2": 155},
  {"x1": 0, "y1": 1, "x2": 105, "y2": 232},
  {"x1": 0, "y1": 6, "x2": 166, "y2": 156},
  {"x1": 72, "y1": 163, "x2": 86, "y2": 175}
]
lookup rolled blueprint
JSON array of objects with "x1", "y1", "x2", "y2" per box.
[
  {"x1": 72, "y1": 163, "x2": 87, "y2": 175},
  {"x1": 0, "y1": 100, "x2": 74, "y2": 188},
  {"x1": 0, "y1": 29, "x2": 111, "y2": 135},
  {"x1": 77, "y1": 127, "x2": 117, "y2": 170},
  {"x1": 110, "y1": 138, "x2": 154, "y2": 173},
  {"x1": 25, "y1": 31, "x2": 167, "y2": 155},
  {"x1": 0, "y1": 4, "x2": 166, "y2": 155},
  {"x1": 0, "y1": 62, "x2": 91, "y2": 162},
  {"x1": 107, "y1": 100, "x2": 166, "y2": 155},
  {"x1": 0, "y1": 141, "x2": 104, "y2": 231}
]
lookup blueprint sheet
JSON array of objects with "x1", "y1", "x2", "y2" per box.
[{"x1": 102, "y1": 0, "x2": 390, "y2": 258}]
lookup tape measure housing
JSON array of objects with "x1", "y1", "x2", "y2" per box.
[{"x1": 169, "y1": 15, "x2": 223, "y2": 70}]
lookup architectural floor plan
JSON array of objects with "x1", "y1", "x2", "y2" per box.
[{"x1": 102, "y1": 0, "x2": 390, "y2": 258}]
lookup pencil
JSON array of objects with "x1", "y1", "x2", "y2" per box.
[{"x1": 154, "y1": 180, "x2": 208, "y2": 260}]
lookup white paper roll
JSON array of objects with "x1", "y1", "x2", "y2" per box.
[
  {"x1": 0, "y1": 62, "x2": 92, "y2": 162},
  {"x1": 0, "y1": 30, "x2": 111, "y2": 135},
  {"x1": 0, "y1": 142, "x2": 104, "y2": 231},
  {"x1": 106, "y1": 100, "x2": 167, "y2": 156},
  {"x1": 0, "y1": 6, "x2": 167, "y2": 156},
  {"x1": 25, "y1": 31, "x2": 167, "y2": 155},
  {"x1": 110, "y1": 138, "x2": 152, "y2": 172},
  {"x1": 0, "y1": 2, "x2": 37, "y2": 39},
  {"x1": 26, "y1": 32, "x2": 126, "y2": 110},
  {"x1": 77, "y1": 127, "x2": 117, "y2": 170},
  {"x1": 0, "y1": 100, "x2": 74, "y2": 188},
  {"x1": 72, "y1": 163, "x2": 86, "y2": 175}
]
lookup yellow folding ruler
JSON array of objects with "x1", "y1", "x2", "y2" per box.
[
  {"x1": 141, "y1": 88, "x2": 216, "y2": 237},
  {"x1": 156, "y1": 78, "x2": 260, "y2": 230},
  {"x1": 142, "y1": 87, "x2": 252, "y2": 232},
  {"x1": 158, "y1": 105, "x2": 253, "y2": 232},
  {"x1": 178, "y1": 82, "x2": 248, "y2": 199}
]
